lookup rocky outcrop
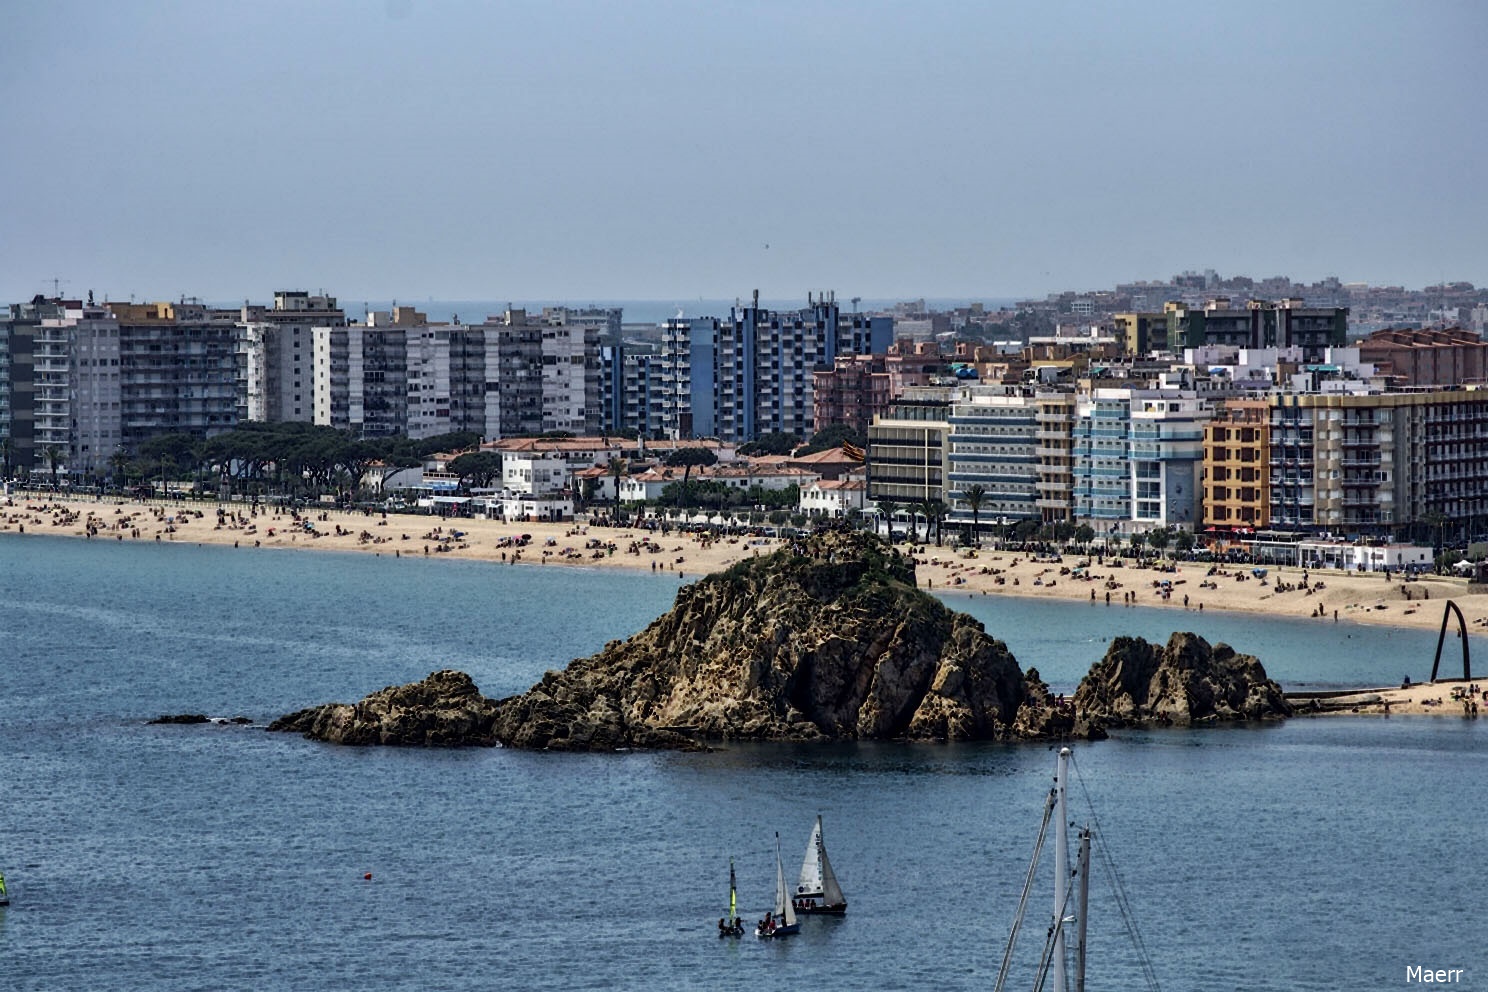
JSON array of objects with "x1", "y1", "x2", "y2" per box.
[
  {"x1": 265, "y1": 539, "x2": 1291, "y2": 751},
  {"x1": 268, "y1": 669, "x2": 500, "y2": 746},
  {"x1": 1071, "y1": 632, "x2": 1291, "y2": 730},
  {"x1": 490, "y1": 530, "x2": 1071, "y2": 750}
]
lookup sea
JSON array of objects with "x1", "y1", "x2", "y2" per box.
[
  {"x1": 342, "y1": 298, "x2": 1022, "y2": 327},
  {"x1": 1, "y1": 534, "x2": 1483, "y2": 991}
]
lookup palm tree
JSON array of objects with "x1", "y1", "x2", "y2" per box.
[
  {"x1": 963, "y1": 483, "x2": 986, "y2": 548},
  {"x1": 926, "y1": 498, "x2": 947, "y2": 547},
  {"x1": 665, "y1": 447, "x2": 717, "y2": 508},
  {"x1": 108, "y1": 450, "x2": 131, "y2": 489},
  {"x1": 43, "y1": 445, "x2": 64, "y2": 488},
  {"x1": 608, "y1": 456, "x2": 626, "y2": 524}
]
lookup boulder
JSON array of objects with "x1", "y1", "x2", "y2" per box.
[
  {"x1": 1072, "y1": 632, "x2": 1291, "y2": 730},
  {"x1": 268, "y1": 669, "x2": 500, "y2": 746}
]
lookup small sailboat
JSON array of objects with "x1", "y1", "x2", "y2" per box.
[
  {"x1": 717, "y1": 858, "x2": 744, "y2": 937},
  {"x1": 756, "y1": 834, "x2": 800, "y2": 938},
  {"x1": 793, "y1": 814, "x2": 847, "y2": 915}
]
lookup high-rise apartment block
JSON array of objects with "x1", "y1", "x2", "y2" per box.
[
  {"x1": 1163, "y1": 298, "x2": 1347, "y2": 360},
  {"x1": 243, "y1": 291, "x2": 346, "y2": 423},
  {"x1": 660, "y1": 294, "x2": 891, "y2": 443}
]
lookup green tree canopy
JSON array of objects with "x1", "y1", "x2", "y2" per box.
[
  {"x1": 448, "y1": 451, "x2": 503, "y2": 489},
  {"x1": 738, "y1": 432, "x2": 799, "y2": 456}
]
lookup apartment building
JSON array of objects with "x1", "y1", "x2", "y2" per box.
[
  {"x1": 1072, "y1": 387, "x2": 1210, "y2": 536},
  {"x1": 0, "y1": 298, "x2": 51, "y2": 474},
  {"x1": 1166, "y1": 298, "x2": 1347, "y2": 361},
  {"x1": 1356, "y1": 328, "x2": 1488, "y2": 388},
  {"x1": 111, "y1": 301, "x2": 241, "y2": 450},
  {"x1": 658, "y1": 316, "x2": 719, "y2": 439},
  {"x1": 866, "y1": 393, "x2": 949, "y2": 510},
  {"x1": 537, "y1": 308, "x2": 601, "y2": 435},
  {"x1": 661, "y1": 293, "x2": 891, "y2": 442},
  {"x1": 312, "y1": 323, "x2": 411, "y2": 437},
  {"x1": 811, "y1": 346, "x2": 944, "y2": 437},
  {"x1": 242, "y1": 291, "x2": 346, "y2": 423},
  {"x1": 59, "y1": 303, "x2": 121, "y2": 479},
  {"x1": 1033, "y1": 390, "x2": 1076, "y2": 525},
  {"x1": 944, "y1": 387, "x2": 1041, "y2": 530},
  {"x1": 1201, "y1": 399, "x2": 1271, "y2": 536},
  {"x1": 1267, "y1": 389, "x2": 1488, "y2": 538}
]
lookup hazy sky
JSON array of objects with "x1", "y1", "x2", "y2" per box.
[{"x1": 3, "y1": 0, "x2": 1484, "y2": 305}]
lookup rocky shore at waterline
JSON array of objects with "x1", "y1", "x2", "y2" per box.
[{"x1": 266, "y1": 532, "x2": 1289, "y2": 750}]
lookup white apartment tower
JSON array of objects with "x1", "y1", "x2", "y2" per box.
[{"x1": 243, "y1": 291, "x2": 345, "y2": 423}]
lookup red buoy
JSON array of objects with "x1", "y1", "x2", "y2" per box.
[{"x1": 364, "y1": 872, "x2": 373, "y2": 881}]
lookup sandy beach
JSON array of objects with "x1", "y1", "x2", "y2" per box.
[{"x1": 7, "y1": 493, "x2": 1488, "y2": 712}]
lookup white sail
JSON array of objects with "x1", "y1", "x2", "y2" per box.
[
  {"x1": 775, "y1": 835, "x2": 797, "y2": 927},
  {"x1": 797, "y1": 819, "x2": 824, "y2": 896},
  {"x1": 818, "y1": 822, "x2": 844, "y2": 907},
  {"x1": 796, "y1": 815, "x2": 845, "y2": 909}
]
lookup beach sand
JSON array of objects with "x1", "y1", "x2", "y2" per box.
[
  {"x1": 7, "y1": 493, "x2": 1488, "y2": 712},
  {"x1": 1296, "y1": 679, "x2": 1487, "y2": 717}
]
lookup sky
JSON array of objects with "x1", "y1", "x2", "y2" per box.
[{"x1": 2, "y1": 0, "x2": 1485, "y2": 305}]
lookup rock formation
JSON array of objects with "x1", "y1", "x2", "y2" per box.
[
  {"x1": 1071, "y1": 632, "x2": 1291, "y2": 730},
  {"x1": 489, "y1": 530, "x2": 1070, "y2": 750},
  {"x1": 268, "y1": 669, "x2": 500, "y2": 746},
  {"x1": 265, "y1": 536, "x2": 1293, "y2": 751}
]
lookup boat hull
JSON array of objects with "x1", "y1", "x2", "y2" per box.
[
  {"x1": 793, "y1": 902, "x2": 846, "y2": 916},
  {"x1": 756, "y1": 922, "x2": 800, "y2": 937}
]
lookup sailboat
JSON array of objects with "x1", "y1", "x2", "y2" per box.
[
  {"x1": 793, "y1": 814, "x2": 847, "y2": 915},
  {"x1": 755, "y1": 833, "x2": 800, "y2": 938},
  {"x1": 718, "y1": 858, "x2": 744, "y2": 937},
  {"x1": 993, "y1": 746, "x2": 1161, "y2": 992}
]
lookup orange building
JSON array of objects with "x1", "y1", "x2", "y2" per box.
[{"x1": 1202, "y1": 399, "x2": 1270, "y2": 541}]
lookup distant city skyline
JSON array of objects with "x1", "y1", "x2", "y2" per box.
[{"x1": 3, "y1": 1, "x2": 1485, "y2": 304}]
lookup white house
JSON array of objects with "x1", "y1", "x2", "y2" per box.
[
  {"x1": 489, "y1": 435, "x2": 737, "y2": 498},
  {"x1": 799, "y1": 478, "x2": 867, "y2": 518},
  {"x1": 618, "y1": 466, "x2": 678, "y2": 503},
  {"x1": 618, "y1": 462, "x2": 820, "y2": 504},
  {"x1": 471, "y1": 492, "x2": 574, "y2": 522},
  {"x1": 1296, "y1": 540, "x2": 1433, "y2": 573},
  {"x1": 501, "y1": 451, "x2": 572, "y2": 496}
]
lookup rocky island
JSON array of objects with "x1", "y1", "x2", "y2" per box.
[
  {"x1": 1073, "y1": 632, "x2": 1292, "y2": 730},
  {"x1": 267, "y1": 531, "x2": 1290, "y2": 750}
]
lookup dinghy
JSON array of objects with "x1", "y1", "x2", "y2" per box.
[{"x1": 756, "y1": 834, "x2": 799, "y2": 937}]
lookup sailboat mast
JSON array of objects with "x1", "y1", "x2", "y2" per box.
[
  {"x1": 1075, "y1": 828, "x2": 1091, "y2": 992},
  {"x1": 1053, "y1": 746, "x2": 1071, "y2": 992}
]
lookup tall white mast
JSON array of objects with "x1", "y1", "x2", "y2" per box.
[
  {"x1": 1075, "y1": 828, "x2": 1091, "y2": 992},
  {"x1": 1053, "y1": 746, "x2": 1071, "y2": 992}
]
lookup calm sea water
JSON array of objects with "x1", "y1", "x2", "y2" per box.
[{"x1": 1, "y1": 535, "x2": 1483, "y2": 991}]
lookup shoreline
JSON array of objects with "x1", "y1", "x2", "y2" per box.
[{"x1": 7, "y1": 494, "x2": 1488, "y2": 700}]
